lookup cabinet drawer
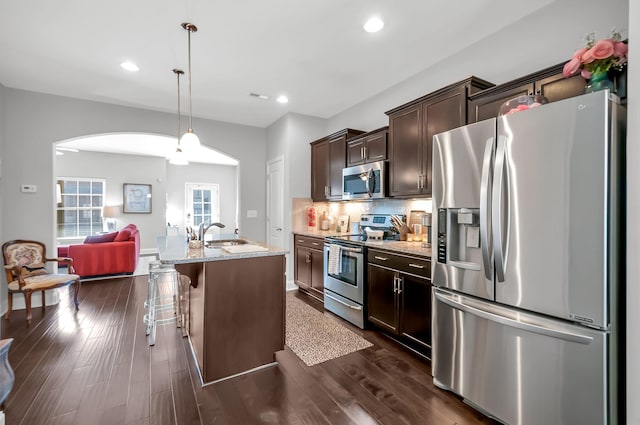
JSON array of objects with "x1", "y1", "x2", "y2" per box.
[
  {"x1": 294, "y1": 235, "x2": 324, "y2": 250},
  {"x1": 368, "y1": 249, "x2": 431, "y2": 279}
]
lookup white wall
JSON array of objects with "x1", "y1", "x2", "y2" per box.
[
  {"x1": 165, "y1": 162, "x2": 238, "y2": 234},
  {"x1": 626, "y1": 0, "x2": 639, "y2": 422},
  {"x1": 55, "y1": 150, "x2": 169, "y2": 249}
]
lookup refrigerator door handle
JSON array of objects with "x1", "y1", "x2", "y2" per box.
[
  {"x1": 492, "y1": 134, "x2": 508, "y2": 282},
  {"x1": 480, "y1": 137, "x2": 494, "y2": 281},
  {"x1": 434, "y1": 291, "x2": 594, "y2": 345}
]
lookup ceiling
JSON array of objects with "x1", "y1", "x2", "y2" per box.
[
  {"x1": 1, "y1": 0, "x2": 552, "y2": 128},
  {"x1": 57, "y1": 134, "x2": 239, "y2": 165}
]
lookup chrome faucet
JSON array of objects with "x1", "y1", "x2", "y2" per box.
[{"x1": 199, "y1": 222, "x2": 226, "y2": 241}]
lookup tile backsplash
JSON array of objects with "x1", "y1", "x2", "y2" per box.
[{"x1": 292, "y1": 197, "x2": 432, "y2": 232}]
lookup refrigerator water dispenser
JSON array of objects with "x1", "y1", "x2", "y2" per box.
[{"x1": 437, "y1": 208, "x2": 482, "y2": 271}]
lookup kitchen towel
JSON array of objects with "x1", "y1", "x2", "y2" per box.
[{"x1": 327, "y1": 244, "x2": 342, "y2": 275}]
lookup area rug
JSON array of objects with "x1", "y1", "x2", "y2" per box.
[{"x1": 286, "y1": 295, "x2": 372, "y2": 366}]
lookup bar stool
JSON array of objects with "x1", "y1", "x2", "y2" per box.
[{"x1": 144, "y1": 261, "x2": 179, "y2": 346}]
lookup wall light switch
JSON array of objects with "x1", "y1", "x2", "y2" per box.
[
  {"x1": 21, "y1": 184, "x2": 37, "y2": 193},
  {"x1": 247, "y1": 210, "x2": 258, "y2": 218}
]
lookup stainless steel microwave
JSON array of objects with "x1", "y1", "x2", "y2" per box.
[{"x1": 342, "y1": 160, "x2": 386, "y2": 200}]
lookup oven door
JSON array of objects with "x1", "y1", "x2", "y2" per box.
[{"x1": 323, "y1": 243, "x2": 364, "y2": 304}]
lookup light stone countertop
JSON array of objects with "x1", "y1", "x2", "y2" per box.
[
  {"x1": 292, "y1": 229, "x2": 431, "y2": 258},
  {"x1": 157, "y1": 235, "x2": 288, "y2": 265}
]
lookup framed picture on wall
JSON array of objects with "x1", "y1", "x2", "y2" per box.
[{"x1": 123, "y1": 183, "x2": 152, "y2": 213}]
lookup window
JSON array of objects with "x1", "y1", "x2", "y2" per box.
[
  {"x1": 56, "y1": 178, "x2": 105, "y2": 237},
  {"x1": 186, "y1": 183, "x2": 219, "y2": 227}
]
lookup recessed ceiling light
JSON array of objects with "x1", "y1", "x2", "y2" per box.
[
  {"x1": 120, "y1": 61, "x2": 140, "y2": 72},
  {"x1": 364, "y1": 16, "x2": 384, "y2": 33},
  {"x1": 56, "y1": 147, "x2": 79, "y2": 153},
  {"x1": 56, "y1": 151, "x2": 64, "y2": 156},
  {"x1": 276, "y1": 95, "x2": 289, "y2": 104}
]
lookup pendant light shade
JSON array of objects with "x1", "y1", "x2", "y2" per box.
[
  {"x1": 180, "y1": 22, "x2": 200, "y2": 151},
  {"x1": 170, "y1": 68, "x2": 189, "y2": 165}
]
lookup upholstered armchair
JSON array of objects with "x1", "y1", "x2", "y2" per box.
[{"x1": 2, "y1": 240, "x2": 80, "y2": 323}]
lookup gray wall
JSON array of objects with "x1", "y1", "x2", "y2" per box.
[
  {"x1": 266, "y1": 113, "x2": 326, "y2": 288},
  {"x1": 327, "y1": 0, "x2": 629, "y2": 133},
  {"x1": 55, "y1": 150, "x2": 169, "y2": 249},
  {"x1": 1, "y1": 87, "x2": 266, "y2": 256},
  {"x1": 165, "y1": 161, "x2": 238, "y2": 234}
]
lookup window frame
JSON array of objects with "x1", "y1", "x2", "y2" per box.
[{"x1": 56, "y1": 177, "x2": 106, "y2": 239}]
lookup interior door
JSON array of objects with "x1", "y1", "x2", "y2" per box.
[
  {"x1": 494, "y1": 92, "x2": 610, "y2": 327},
  {"x1": 267, "y1": 157, "x2": 285, "y2": 248}
]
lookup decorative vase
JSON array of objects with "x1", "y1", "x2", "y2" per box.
[{"x1": 584, "y1": 71, "x2": 614, "y2": 94}]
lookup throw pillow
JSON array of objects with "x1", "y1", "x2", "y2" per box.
[
  {"x1": 114, "y1": 228, "x2": 132, "y2": 242},
  {"x1": 84, "y1": 231, "x2": 119, "y2": 244}
]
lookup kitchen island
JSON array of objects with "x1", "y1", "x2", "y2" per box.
[{"x1": 157, "y1": 235, "x2": 287, "y2": 384}]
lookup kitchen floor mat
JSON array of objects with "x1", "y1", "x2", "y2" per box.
[{"x1": 286, "y1": 295, "x2": 372, "y2": 366}]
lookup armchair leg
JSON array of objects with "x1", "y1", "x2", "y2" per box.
[
  {"x1": 4, "y1": 294, "x2": 12, "y2": 320},
  {"x1": 25, "y1": 291, "x2": 32, "y2": 324},
  {"x1": 41, "y1": 290, "x2": 46, "y2": 312},
  {"x1": 73, "y1": 280, "x2": 80, "y2": 310}
]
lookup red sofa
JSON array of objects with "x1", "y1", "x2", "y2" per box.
[{"x1": 66, "y1": 224, "x2": 140, "y2": 278}]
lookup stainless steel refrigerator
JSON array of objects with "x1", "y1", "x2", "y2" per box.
[{"x1": 431, "y1": 91, "x2": 625, "y2": 425}]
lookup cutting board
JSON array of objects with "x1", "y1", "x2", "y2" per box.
[{"x1": 221, "y1": 244, "x2": 269, "y2": 254}]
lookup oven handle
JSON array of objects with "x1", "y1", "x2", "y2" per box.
[
  {"x1": 324, "y1": 244, "x2": 362, "y2": 253},
  {"x1": 324, "y1": 293, "x2": 363, "y2": 311}
]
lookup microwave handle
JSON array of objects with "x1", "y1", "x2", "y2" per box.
[{"x1": 366, "y1": 168, "x2": 374, "y2": 198}]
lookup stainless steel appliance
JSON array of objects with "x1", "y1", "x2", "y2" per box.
[
  {"x1": 342, "y1": 160, "x2": 386, "y2": 200},
  {"x1": 431, "y1": 91, "x2": 625, "y2": 425},
  {"x1": 324, "y1": 214, "x2": 394, "y2": 328}
]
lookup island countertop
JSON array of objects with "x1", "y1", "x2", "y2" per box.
[{"x1": 157, "y1": 234, "x2": 288, "y2": 264}]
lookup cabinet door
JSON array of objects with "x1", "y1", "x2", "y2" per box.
[
  {"x1": 423, "y1": 88, "x2": 467, "y2": 196},
  {"x1": 399, "y1": 274, "x2": 432, "y2": 350},
  {"x1": 535, "y1": 73, "x2": 586, "y2": 102},
  {"x1": 389, "y1": 104, "x2": 423, "y2": 197},
  {"x1": 367, "y1": 265, "x2": 399, "y2": 333},
  {"x1": 295, "y1": 246, "x2": 311, "y2": 289},
  {"x1": 346, "y1": 138, "x2": 365, "y2": 166},
  {"x1": 328, "y1": 136, "x2": 346, "y2": 199},
  {"x1": 311, "y1": 141, "x2": 330, "y2": 201},
  {"x1": 309, "y1": 248, "x2": 325, "y2": 298},
  {"x1": 467, "y1": 83, "x2": 534, "y2": 124},
  {"x1": 365, "y1": 131, "x2": 387, "y2": 162}
]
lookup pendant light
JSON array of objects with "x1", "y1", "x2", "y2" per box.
[
  {"x1": 170, "y1": 68, "x2": 189, "y2": 165},
  {"x1": 179, "y1": 22, "x2": 200, "y2": 152}
]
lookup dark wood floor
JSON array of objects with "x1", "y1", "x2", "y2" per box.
[{"x1": 0, "y1": 275, "x2": 498, "y2": 425}]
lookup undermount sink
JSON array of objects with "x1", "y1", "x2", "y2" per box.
[{"x1": 204, "y1": 239, "x2": 250, "y2": 248}]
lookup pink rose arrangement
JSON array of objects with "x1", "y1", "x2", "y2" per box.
[{"x1": 563, "y1": 30, "x2": 627, "y2": 79}]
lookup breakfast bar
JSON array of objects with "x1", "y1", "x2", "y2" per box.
[{"x1": 157, "y1": 235, "x2": 287, "y2": 384}]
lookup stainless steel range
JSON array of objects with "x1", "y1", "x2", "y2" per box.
[{"x1": 324, "y1": 214, "x2": 395, "y2": 328}]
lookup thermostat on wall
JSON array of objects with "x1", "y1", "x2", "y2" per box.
[{"x1": 21, "y1": 184, "x2": 37, "y2": 193}]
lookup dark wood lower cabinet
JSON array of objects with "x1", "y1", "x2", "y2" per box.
[
  {"x1": 367, "y1": 249, "x2": 432, "y2": 355},
  {"x1": 293, "y1": 234, "x2": 325, "y2": 300},
  {"x1": 367, "y1": 265, "x2": 398, "y2": 333}
]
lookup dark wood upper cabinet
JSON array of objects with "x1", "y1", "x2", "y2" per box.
[
  {"x1": 386, "y1": 77, "x2": 493, "y2": 198},
  {"x1": 346, "y1": 127, "x2": 388, "y2": 167},
  {"x1": 310, "y1": 128, "x2": 365, "y2": 201},
  {"x1": 468, "y1": 63, "x2": 587, "y2": 124}
]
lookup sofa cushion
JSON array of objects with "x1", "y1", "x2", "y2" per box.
[
  {"x1": 114, "y1": 228, "x2": 132, "y2": 242},
  {"x1": 84, "y1": 231, "x2": 118, "y2": 244}
]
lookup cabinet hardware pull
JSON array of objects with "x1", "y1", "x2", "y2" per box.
[
  {"x1": 306, "y1": 254, "x2": 311, "y2": 263},
  {"x1": 324, "y1": 186, "x2": 329, "y2": 197},
  {"x1": 409, "y1": 263, "x2": 424, "y2": 269},
  {"x1": 298, "y1": 239, "x2": 305, "y2": 243},
  {"x1": 361, "y1": 146, "x2": 365, "y2": 159},
  {"x1": 311, "y1": 242, "x2": 319, "y2": 246},
  {"x1": 363, "y1": 146, "x2": 367, "y2": 159},
  {"x1": 374, "y1": 256, "x2": 388, "y2": 261},
  {"x1": 417, "y1": 174, "x2": 421, "y2": 189},
  {"x1": 397, "y1": 276, "x2": 403, "y2": 294},
  {"x1": 393, "y1": 276, "x2": 398, "y2": 293}
]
